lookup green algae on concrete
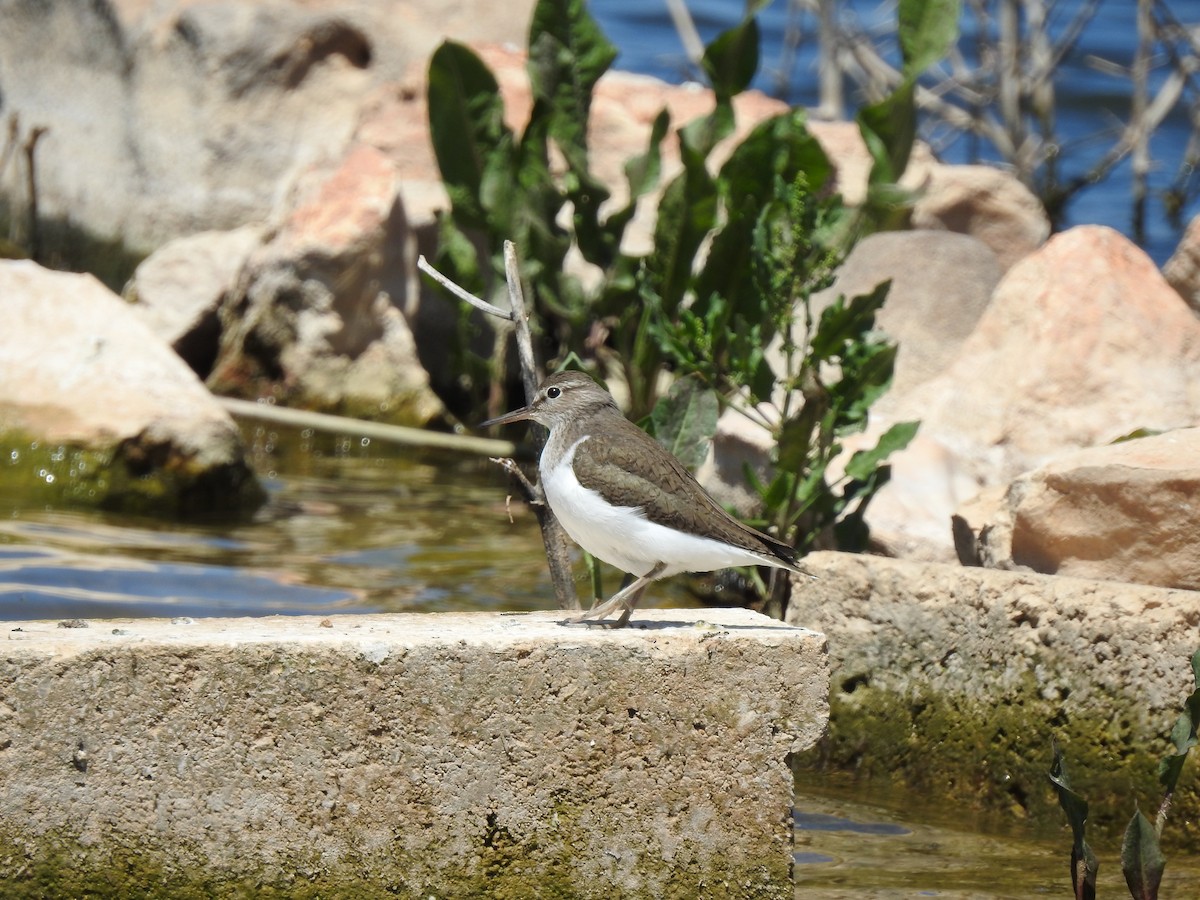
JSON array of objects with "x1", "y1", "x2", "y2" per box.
[
  {"x1": 0, "y1": 823, "x2": 790, "y2": 900},
  {"x1": 789, "y1": 551, "x2": 1200, "y2": 852},
  {"x1": 793, "y1": 671, "x2": 1200, "y2": 846}
]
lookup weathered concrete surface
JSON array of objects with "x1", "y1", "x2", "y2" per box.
[
  {"x1": 787, "y1": 552, "x2": 1200, "y2": 842},
  {"x1": 0, "y1": 609, "x2": 828, "y2": 899}
]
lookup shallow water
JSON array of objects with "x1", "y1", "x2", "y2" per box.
[
  {"x1": 3, "y1": 418, "x2": 1197, "y2": 896},
  {"x1": 791, "y1": 777, "x2": 1200, "y2": 898}
]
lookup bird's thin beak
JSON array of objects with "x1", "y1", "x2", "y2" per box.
[{"x1": 480, "y1": 405, "x2": 533, "y2": 429}]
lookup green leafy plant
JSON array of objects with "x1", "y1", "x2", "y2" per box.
[
  {"x1": 1050, "y1": 648, "x2": 1200, "y2": 900},
  {"x1": 426, "y1": 0, "x2": 955, "y2": 611}
]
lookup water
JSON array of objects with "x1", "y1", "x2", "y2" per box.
[
  {"x1": 790, "y1": 778, "x2": 1200, "y2": 897},
  {"x1": 591, "y1": 0, "x2": 1198, "y2": 265},
  {"x1": 0, "y1": 422, "x2": 698, "y2": 620}
]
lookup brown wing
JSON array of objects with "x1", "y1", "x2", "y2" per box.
[{"x1": 571, "y1": 411, "x2": 798, "y2": 568}]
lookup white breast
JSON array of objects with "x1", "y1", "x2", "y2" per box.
[{"x1": 541, "y1": 435, "x2": 779, "y2": 578}]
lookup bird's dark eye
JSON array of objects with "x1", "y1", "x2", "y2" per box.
[{"x1": 546, "y1": 387, "x2": 562, "y2": 399}]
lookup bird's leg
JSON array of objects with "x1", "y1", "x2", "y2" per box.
[{"x1": 569, "y1": 562, "x2": 666, "y2": 628}]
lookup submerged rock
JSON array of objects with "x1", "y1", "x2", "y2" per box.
[{"x1": 0, "y1": 260, "x2": 263, "y2": 515}]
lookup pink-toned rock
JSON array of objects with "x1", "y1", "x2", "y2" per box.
[
  {"x1": 954, "y1": 427, "x2": 1200, "y2": 591},
  {"x1": 208, "y1": 145, "x2": 443, "y2": 425},
  {"x1": 0, "y1": 260, "x2": 262, "y2": 513},
  {"x1": 371, "y1": 45, "x2": 795, "y2": 233},
  {"x1": 1164, "y1": 213, "x2": 1200, "y2": 314},
  {"x1": 910, "y1": 164, "x2": 1050, "y2": 270},
  {"x1": 372, "y1": 47, "x2": 941, "y2": 234},
  {"x1": 850, "y1": 225, "x2": 1200, "y2": 561},
  {"x1": 898, "y1": 225, "x2": 1200, "y2": 479},
  {"x1": 805, "y1": 120, "x2": 938, "y2": 208}
]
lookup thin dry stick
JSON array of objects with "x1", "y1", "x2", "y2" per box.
[
  {"x1": 416, "y1": 248, "x2": 580, "y2": 611},
  {"x1": 502, "y1": 241, "x2": 579, "y2": 611},
  {"x1": 22, "y1": 125, "x2": 46, "y2": 262}
]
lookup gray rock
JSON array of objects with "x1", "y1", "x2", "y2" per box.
[
  {"x1": 124, "y1": 225, "x2": 266, "y2": 375},
  {"x1": 0, "y1": 0, "x2": 535, "y2": 272},
  {"x1": 910, "y1": 163, "x2": 1051, "y2": 271},
  {"x1": 0, "y1": 259, "x2": 262, "y2": 514},
  {"x1": 1164, "y1": 212, "x2": 1200, "y2": 314},
  {"x1": 808, "y1": 230, "x2": 1002, "y2": 401}
]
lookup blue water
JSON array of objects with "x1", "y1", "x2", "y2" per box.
[{"x1": 592, "y1": 0, "x2": 1197, "y2": 264}]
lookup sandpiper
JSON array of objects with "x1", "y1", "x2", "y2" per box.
[{"x1": 482, "y1": 371, "x2": 806, "y2": 627}]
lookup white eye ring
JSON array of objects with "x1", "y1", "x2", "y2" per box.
[{"x1": 546, "y1": 386, "x2": 562, "y2": 399}]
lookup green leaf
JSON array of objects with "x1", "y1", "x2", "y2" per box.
[
  {"x1": 625, "y1": 108, "x2": 670, "y2": 200},
  {"x1": 857, "y1": 83, "x2": 917, "y2": 188},
  {"x1": 898, "y1": 0, "x2": 961, "y2": 76},
  {"x1": 719, "y1": 108, "x2": 833, "y2": 206},
  {"x1": 808, "y1": 280, "x2": 891, "y2": 363},
  {"x1": 844, "y1": 421, "x2": 919, "y2": 482},
  {"x1": 649, "y1": 376, "x2": 719, "y2": 472},
  {"x1": 1121, "y1": 809, "x2": 1165, "y2": 900},
  {"x1": 527, "y1": 0, "x2": 617, "y2": 171},
  {"x1": 1049, "y1": 746, "x2": 1099, "y2": 900},
  {"x1": 701, "y1": 17, "x2": 760, "y2": 100},
  {"x1": 678, "y1": 100, "x2": 736, "y2": 162},
  {"x1": 1158, "y1": 648, "x2": 1200, "y2": 796},
  {"x1": 427, "y1": 41, "x2": 512, "y2": 226},
  {"x1": 648, "y1": 155, "x2": 718, "y2": 313}
]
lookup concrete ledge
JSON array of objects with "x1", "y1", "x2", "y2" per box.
[
  {"x1": 788, "y1": 551, "x2": 1200, "y2": 839},
  {"x1": 0, "y1": 609, "x2": 828, "y2": 899}
]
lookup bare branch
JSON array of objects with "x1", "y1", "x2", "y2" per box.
[{"x1": 416, "y1": 254, "x2": 513, "y2": 320}]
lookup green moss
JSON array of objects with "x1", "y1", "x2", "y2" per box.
[
  {"x1": 793, "y1": 671, "x2": 1200, "y2": 851},
  {"x1": 0, "y1": 430, "x2": 264, "y2": 518}
]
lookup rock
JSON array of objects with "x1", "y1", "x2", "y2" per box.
[
  {"x1": 809, "y1": 230, "x2": 1002, "y2": 400},
  {"x1": 700, "y1": 231, "x2": 999, "y2": 556},
  {"x1": 1164, "y1": 213, "x2": 1200, "y2": 313},
  {"x1": 788, "y1": 551, "x2": 1200, "y2": 836},
  {"x1": 910, "y1": 163, "x2": 1050, "y2": 270},
  {"x1": 0, "y1": 260, "x2": 262, "y2": 514},
  {"x1": 207, "y1": 145, "x2": 444, "y2": 425},
  {"x1": 954, "y1": 427, "x2": 1200, "y2": 591},
  {"x1": 123, "y1": 225, "x2": 266, "y2": 376},
  {"x1": 896, "y1": 223, "x2": 1200, "y2": 482},
  {"x1": 0, "y1": 0, "x2": 535, "y2": 277},
  {"x1": 856, "y1": 225, "x2": 1200, "y2": 560},
  {"x1": 696, "y1": 408, "x2": 777, "y2": 519},
  {"x1": 806, "y1": 120, "x2": 939, "y2": 208}
]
